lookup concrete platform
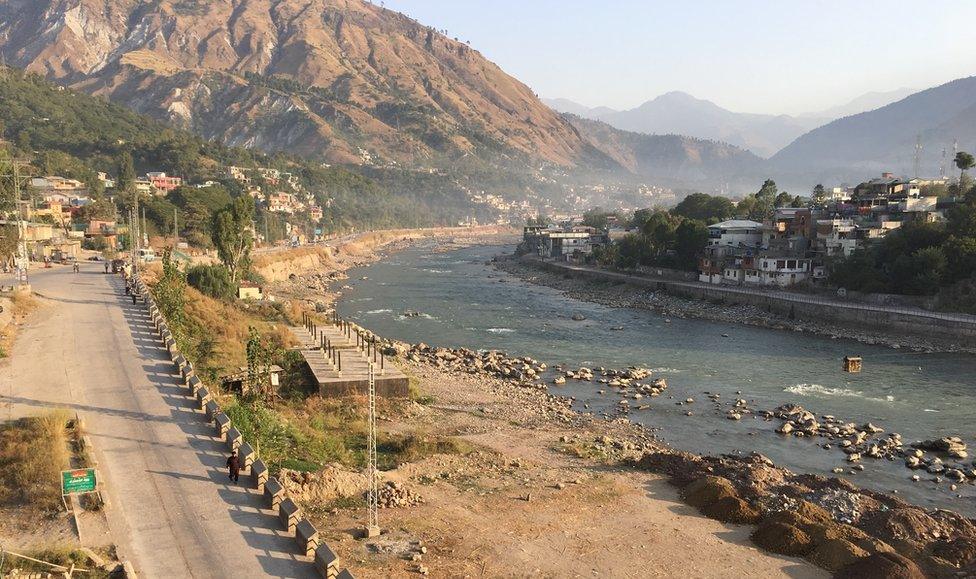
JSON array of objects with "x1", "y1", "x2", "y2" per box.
[{"x1": 290, "y1": 326, "x2": 409, "y2": 397}]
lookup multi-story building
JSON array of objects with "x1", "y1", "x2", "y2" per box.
[{"x1": 146, "y1": 172, "x2": 183, "y2": 195}]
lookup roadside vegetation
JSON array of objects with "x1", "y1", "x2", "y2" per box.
[
  {"x1": 0, "y1": 410, "x2": 71, "y2": 511},
  {"x1": 0, "y1": 290, "x2": 37, "y2": 359},
  {"x1": 0, "y1": 546, "x2": 113, "y2": 578},
  {"x1": 149, "y1": 247, "x2": 467, "y2": 480}
]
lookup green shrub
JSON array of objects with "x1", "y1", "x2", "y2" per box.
[{"x1": 186, "y1": 264, "x2": 235, "y2": 300}]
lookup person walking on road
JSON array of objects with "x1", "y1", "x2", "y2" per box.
[{"x1": 226, "y1": 450, "x2": 241, "y2": 483}]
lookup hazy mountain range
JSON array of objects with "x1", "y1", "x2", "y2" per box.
[
  {"x1": 771, "y1": 76, "x2": 976, "y2": 185},
  {"x1": 545, "y1": 88, "x2": 916, "y2": 158},
  {"x1": 0, "y1": 0, "x2": 971, "y2": 196}
]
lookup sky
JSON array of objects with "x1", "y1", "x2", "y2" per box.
[{"x1": 381, "y1": 0, "x2": 976, "y2": 115}]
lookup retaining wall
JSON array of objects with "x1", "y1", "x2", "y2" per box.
[{"x1": 524, "y1": 258, "x2": 976, "y2": 346}]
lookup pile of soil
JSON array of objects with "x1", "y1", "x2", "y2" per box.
[
  {"x1": 929, "y1": 536, "x2": 976, "y2": 567},
  {"x1": 834, "y1": 552, "x2": 926, "y2": 579},
  {"x1": 279, "y1": 464, "x2": 367, "y2": 504},
  {"x1": 806, "y1": 538, "x2": 869, "y2": 572},
  {"x1": 681, "y1": 476, "x2": 736, "y2": 508},
  {"x1": 700, "y1": 496, "x2": 760, "y2": 524},
  {"x1": 750, "y1": 521, "x2": 813, "y2": 557}
]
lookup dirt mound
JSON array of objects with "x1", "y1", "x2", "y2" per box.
[
  {"x1": 279, "y1": 465, "x2": 367, "y2": 504},
  {"x1": 633, "y1": 451, "x2": 708, "y2": 486},
  {"x1": 682, "y1": 476, "x2": 737, "y2": 508},
  {"x1": 751, "y1": 522, "x2": 813, "y2": 557},
  {"x1": 834, "y1": 552, "x2": 926, "y2": 579},
  {"x1": 858, "y1": 507, "x2": 943, "y2": 545},
  {"x1": 794, "y1": 500, "x2": 834, "y2": 525},
  {"x1": 806, "y1": 538, "x2": 869, "y2": 572},
  {"x1": 701, "y1": 496, "x2": 760, "y2": 524},
  {"x1": 930, "y1": 537, "x2": 976, "y2": 566}
]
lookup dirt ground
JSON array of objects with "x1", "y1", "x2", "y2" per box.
[{"x1": 309, "y1": 362, "x2": 826, "y2": 578}]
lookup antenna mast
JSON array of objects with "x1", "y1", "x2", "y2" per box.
[{"x1": 913, "y1": 135, "x2": 921, "y2": 179}]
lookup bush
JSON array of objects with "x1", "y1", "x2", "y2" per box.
[
  {"x1": 0, "y1": 411, "x2": 70, "y2": 511},
  {"x1": 187, "y1": 264, "x2": 235, "y2": 300}
]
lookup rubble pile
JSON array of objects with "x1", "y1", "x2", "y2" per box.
[{"x1": 377, "y1": 481, "x2": 424, "y2": 509}]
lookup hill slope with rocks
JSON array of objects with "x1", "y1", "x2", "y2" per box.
[{"x1": 0, "y1": 0, "x2": 597, "y2": 172}]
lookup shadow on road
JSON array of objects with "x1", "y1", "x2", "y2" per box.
[{"x1": 112, "y1": 276, "x2": 318, "y2": 578}]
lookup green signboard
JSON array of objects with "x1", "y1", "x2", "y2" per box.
[{"x1": 61, "y1": 468, "x2": 97, "y2": 495}]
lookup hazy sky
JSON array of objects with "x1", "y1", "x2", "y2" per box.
[{"x1": 382, "y1": 0, "x2": 976, "y2": 115}]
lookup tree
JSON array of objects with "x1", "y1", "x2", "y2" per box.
[
  {"x1": 582, "y1": 206, "x2": 617, "y2": 230},
  {"x1": 154, "y1": 248, "x2": 187, "y2": 336},
  {"x1": 640, "y1": 210, "x2": 679, "y2": 256},
  {"x1": 674, "y1": 220, "x2": 708, "y2": 269},
  {"x1": 211, "y1": 195, "x2": 255, "y2": 283},
  {"x1": 890, "y1": 247, "x2": 946, "y2": 295},
  {"x1": 955, "y1": 151, "x2": 975, "y2": 183},
  {"x1": 671, "y1": 193, "x2": 735, "y2": 223},
  {"x1": 738, "y1": 179, "x2": 778, "y2": 221},
  {"x1": 946, "y1": 187, "x2": 976, "y2": 239},
  {"x1": 774, "y1": 191, "x2": 793, "y2": 208},
  {"x1": 812, "y1": 184, "x2": 826, "y2": 205},
  {"x1": 186, "y1": 264, "x2": 235, "y2": 300},
  {"x1": 116, "y1": 150, "x2": 135, "y2": 195}
]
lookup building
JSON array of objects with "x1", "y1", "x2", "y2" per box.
[
  {"x1": 519, "y1": 225, "x2": 598, "y2": 259},
  {"x1": 753, "y1": 256, "x2": 812, "y2": 287},
  {"x1": 706, "y1": 220, "x2": 763, "y2": 249},
  {"x1": 814, "y1": 219, "x2": 858, "y2": 257},
  {"x1": 146, "y1": 172, "x2": 183, "y2": 195}
]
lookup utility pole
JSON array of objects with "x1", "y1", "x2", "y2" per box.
[
  {"x1": 365, "y1": 362, "x2": 379, "y2": 538},
  {"x1": 1, "y1": 155, "x2": 32, "y2": 286},
  {"x1": 173, "y1": 207, "x2": 179, "y2": 246}
]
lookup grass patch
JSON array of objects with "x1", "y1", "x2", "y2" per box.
[
  {"x1": 226, "y1": 396, "x2": 471, "y2": 474},
  {"x1": 0, "y1": 410, "x2": 71, "y2": 511},
  {"x1": 407, "y1": 376, "x2": 435, "y2": 405},
  {"x1": 378, "y1": 432, "x2": 472, "y2": 469},
  {"x1": 0, "y1": 290, "x2": 38, "y2": 358},
  {"x1": 0, "y1": 545, "x2": 112, "y2": 578}
]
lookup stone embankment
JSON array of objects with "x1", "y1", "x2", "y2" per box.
[
  {"x1": 255, "y1": 225, "x2": 515, "y2": 283},
  {"x1": 495, "y1": 258, "x2": 974, "y2": 353}
]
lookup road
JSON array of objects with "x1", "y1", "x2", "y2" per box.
[
  {"x1": 533, "y1": 257, "x2": 976, "y2": 326},
  {"x1": 0, "y1": 263, "x2": 316, "y2": 579}
]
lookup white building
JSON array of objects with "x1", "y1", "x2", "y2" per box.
[
  {"x1": 751, "y1": 257, "x2": 811, "y2": 287},
  {"x1": 707, "y1": 220, "x2": 763, "y2": 249}
]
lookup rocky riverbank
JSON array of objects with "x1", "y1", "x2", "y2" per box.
[
  {"x1": 494, "y1": 257, "x2": 974, "y2": 354},
  {"x1": 380, "y1": 340, "x2": 976, "y2": 577}
]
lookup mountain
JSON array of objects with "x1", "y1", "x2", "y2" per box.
[
  {"x1": 800, "y1": 87, "x2": 917, "y2": 121},
  {"x1": 548, "y1": 91, "x2": 819, "y2": 158},
  {"x1": 543, "y1": 98, "x2": 616, "y2": 119},
  {"x1": 564, "y1": 114, "x2": 763, "y2": 187},
  {"x1": 770, "y1": 76, "x2": 976, "y2": 184},
  {"x1": 0, "y1": 0, "x2": 595, "y2": 172}
]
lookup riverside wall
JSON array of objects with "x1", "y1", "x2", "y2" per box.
[{"x1": 525, "y1": 258, "x2": 976, "y2": 346}]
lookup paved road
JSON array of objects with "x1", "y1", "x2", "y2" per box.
[
  {"x1": 0, "y1": 264, "x2": 316, "y2": 579},
  {"x1": 534, "y1": 258, "x2": 976, "y2": 326}
]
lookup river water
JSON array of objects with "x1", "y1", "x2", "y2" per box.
[{"x1": 337, "y1": 243, "x2": 976, "y2": 515}]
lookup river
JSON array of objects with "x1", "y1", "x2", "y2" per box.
[{"x1": 336, "y1": 242, "x2": 976, "y2": 515}]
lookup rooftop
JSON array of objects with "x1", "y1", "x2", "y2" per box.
[{"x1": 709, "y1": 220, "x2": 763, "y2": 229}]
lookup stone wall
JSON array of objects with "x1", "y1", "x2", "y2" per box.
[{"x1": 524, "y1": 258, "x2": 976, "y2": 346}]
